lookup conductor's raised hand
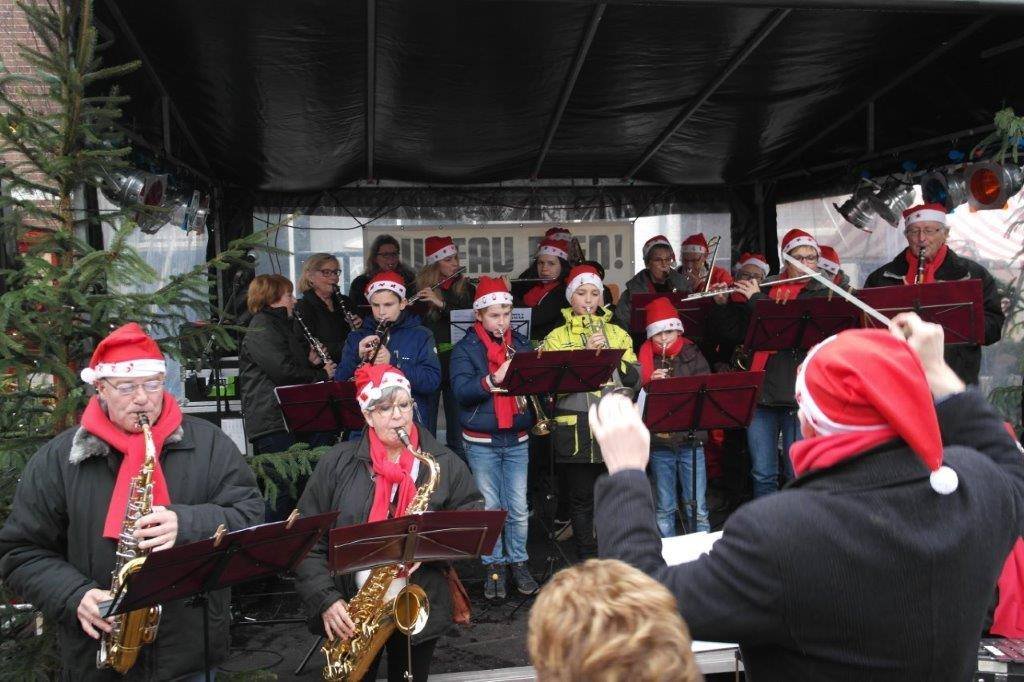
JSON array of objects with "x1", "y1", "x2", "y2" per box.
[{"x1": 589, "y1": 392, "x2": 650, "y2": 475}]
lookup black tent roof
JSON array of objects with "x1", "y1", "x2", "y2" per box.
[{"x1": 98, "y1": 0, "x2": 1024, "y2": 201}]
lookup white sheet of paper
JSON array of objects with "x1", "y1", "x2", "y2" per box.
[
  {"x1": 219, "y1": 417, "x2": 248, "y2": 456},
  {"x1": 661, "y1": 530, "x2": 722, "y2": 565}
]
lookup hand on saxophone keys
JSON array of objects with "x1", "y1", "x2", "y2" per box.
[
  {"x1": 133, "y1": 505, "x2": 178, "y2": 552},
  {"x1": 322, "y1": 599, "x2": 356, "y2": 642},
  {"x1": 78, "y1": 588, "x2": 116, "y2": 639}
]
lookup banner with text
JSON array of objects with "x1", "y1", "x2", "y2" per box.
[{"x1": 365, "y1": 222, "x2": 635, "y2": 289}]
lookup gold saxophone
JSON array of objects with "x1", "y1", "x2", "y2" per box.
[
  {"x1": 96, "y1": 414, "x2": 162, "y2": 673},
  {"x1": 322, "y1": 426, "x2": 439, "y2": 681}
]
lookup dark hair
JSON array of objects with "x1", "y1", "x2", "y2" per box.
[{"x1": 531, "y1": 255, "x2": 570, "y2": 280}]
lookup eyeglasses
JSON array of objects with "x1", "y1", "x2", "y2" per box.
[
  {"x1": 790, "y1": 254, "x2": 819, "y2": 263},
  {"x1": 735, "y1": 271, "x2": 766, "y2": 282},
  {"x1": 371, "y1": 400, "x2": 414, "y2": 416},
  {"x1": 318, "y1": 269, "x2": 341, "y2": 277},
  {"x1": 904, "y1": 227, "x2": 945, "y2": 238},
  {"x1": 377, "y1": 250, "x2": 400, "y2": 260},
  {"x1": 103, "y1": 379, "x2": 164, "y2": 396}
]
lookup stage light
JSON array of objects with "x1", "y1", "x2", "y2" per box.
[
  {"x1": 101, "y1": 170, "x2": 166, "y2": 208},
  {"x1": 964, "y1": 161, "x2": 1024, "y2": 210},
  {"x1": 920, "y1": 169, "x2": 967, "y2": 212},
  {"x1": 833, "y1": 186, "x2": 878, "y2": 232},
  {"x1": 868, "y1": 178, "x2": 915, "y2": 227}
]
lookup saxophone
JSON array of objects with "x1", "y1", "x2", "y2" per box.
[
  {"x1": 322, "y1": 426, "x2": 440, "y2": 681},
  {"x1": 96, "y1": 413, "x2": 162, "y2": 673}
]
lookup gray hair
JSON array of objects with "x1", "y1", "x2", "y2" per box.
[{"x1": 363, "y1": 385, "x2": 412, "y2": 413}]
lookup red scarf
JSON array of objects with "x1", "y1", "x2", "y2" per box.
[
  {"x1": 904, "y1": 245, "x2": 948, "y2": 284},
  {"x1": 788, "y1": 429, "x2": 899, "y2": 478},
  {"x1": 367, "y1": 424, "x2": 420, "y2": 522},
  {"x1": 439, "y1": 274, "x2": 460, "y2": 291},
  {"x1": 638, "y1": 336, "x2": 691, "y2": 385},
  {"x1": 81, "y1": 394, "x2": 181, "y2": 540},
  {"x1": 474, "y1": 322, "x2": 519, "y2": 428},
  {"x1": 769, "y1": 274, "x2": 810, "y2": 302},
  {"x1": 523, "y1": 280, "x2": 560, "y2": 307}
]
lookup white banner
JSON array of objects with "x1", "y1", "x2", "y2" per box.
[{"x1": 365, "y1": 221, "x2": 635, "y2": 289}]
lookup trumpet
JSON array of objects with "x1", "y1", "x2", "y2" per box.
[
  {"x1": 582, "y1": 306, "x2": 607, "y2": 350},
  {"x1": 497, "y1": 326, "x2": 555, "y2": 436},
  {"x1": 682, "y1": 274, "x2": 816, "y2": 301},
  {"x1": 657, "y1": 340, "x2": 674, "y2": 377},
  {"x1": 294, "y1": 311, "x2": 330, "y2": 368},
  {"x1": 363, "y1": 318, "x2": 393, "y2": 365}
]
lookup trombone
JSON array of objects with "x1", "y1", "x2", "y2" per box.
[{"x1": 498, "y1": 326, "x2": 555, "y2": 436}]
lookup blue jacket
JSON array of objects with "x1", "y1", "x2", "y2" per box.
[
  {"x1": 336, "y1": 310, "x2": 441, "y2": 429},
  {"x1": 450, "y1": 325, "x2": 535, "y2": 446}
]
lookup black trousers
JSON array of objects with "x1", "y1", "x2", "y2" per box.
[
  {"x1": 363, "y1": 633, "x2": 438, "y2": 682},
  {"x1": 563, "y1": 463, "x2": 603, "y2": 560}
]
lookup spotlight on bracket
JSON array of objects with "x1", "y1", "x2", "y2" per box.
[
  {"x1": 868, "y1": 178, "x2": 916, "y2": 227},
  {"x1": 833, "y1": 186, "x2": 878, "y2": 232},
  {"x1": 920, "y1": 169, "x2": 968, "y2": 212},
  {"x1": 964, "y1": 161, "x2": 1024, "y2": 210},
  {"x1": 101, "y1": 170, "x2": 166, "y2": 208}
]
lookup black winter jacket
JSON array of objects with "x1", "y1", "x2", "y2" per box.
[
  {"x1": 239, "y1": 306, "x2": 327, "y2": 441},
  {"x1": 295, "y1": 290, "x2": 354, "y2": 363},
  {"x1": 864, "y1": 247, "x2": 1004, "y2": 385},
  {"x1": 293, "y1": 429, "x2": 483, "y2": 644},
  {"x1": 597, "y1": 390, "x2": 1024, "y2": 682},
  {"x1": 0, "y1": 416, "x2": 264, "y2": 681},
  {"x1": 511, "y1": 280, "x2": 568, "y2": 343}
]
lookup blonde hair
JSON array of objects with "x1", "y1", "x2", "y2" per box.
[
  {"x1": 528, "y1": 559, "x2": 701, "y2": 682},
  {"x1": 298, "y1": 253, "x2": 339, "y2": 293},
  {"x1": 247, "y1": 274, "x2": 293, "y2": 314},
  {"x1": 415, "y1": 260, "x2": 471, "y2": 301}
]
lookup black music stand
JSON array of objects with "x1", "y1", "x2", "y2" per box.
[
  {"x1": 642, "y1": 372, "x2": 764, "y2": 532},
  {"x1": 101, "y1": 511, "x2": 338, "y2": 682},
  {"x1": 275, "y1": 380, "x2": 364, "y2": 434},
  {"x1": 858, "y1": 280, "x2": 985, "y2": 345},
  {"x1": 630, "y1": 293, "x2": 715, "y2": 341},
  {"x1": 744, "y1": 298, "x2": 860, "y2": 352},
  {"x1": 494, "y1": 348, "x2": 626, "y2": 396}
]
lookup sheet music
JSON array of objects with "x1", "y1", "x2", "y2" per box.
[{"x1": 661, "y1": 530, "x2": 722, "y2": 565}]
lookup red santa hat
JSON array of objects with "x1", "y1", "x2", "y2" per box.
[
  {"x1": 818, "y1": 245, "x2": 841, "y2": 276},
  {"x1": 780, "y1": 228, "x2": 819, "y2": 255},
  {"x1": 642, "y1": 235, "x2": 674, "y2": 261},
  {"x1": 354, "y1": 363, "x2": 412, "y2": 410},
  {"x1": 565, "y1": 264, "x2": 603, "y2": 301},
  {"x1": 365, "y1": 271, "x2": 406, "y2": 300},
  {"x1": 794, "y1": 329, "x2": 955, "y2": 494},
  {"x1": 902, "y1": 203, "x2": 947, "y2": 228},
  {"x1": 545, "y1": 226, "x2": 572, "y2": 241},
  {"x1": 424, "y1": 235, "x2": 457, "y2": 266},
  {"x1": 735, "y1": 252, "x2": 770, "y2": 277},
  {"x1": 473, "y1": 276, "x2": 514, "y2": 310},
  {"x1": 80, "y1": 322, "x2": 166, "y2": 384},
  {"x1": 537, "y1": 238, "x2": 570, "y2": 262},
  {"x1": 679, "y1": 233, "x2": 709, "y2": 255},
  {"x1": 645, "y1": 297, "x2": 685, "y2": 338}
]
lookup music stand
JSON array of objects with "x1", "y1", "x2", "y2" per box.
[
  {"x1": 744, "y1": 298, "x2": 860, "y2": 352},
  {"x1": 858, "y1": 280, "x2": 985, "y2": 345},
  {"x1": 641, "y1": 372, "x2": 765, "y2": 532},
  {"x1": 275, "y1": 380, "x2": 364, "y2": 434},
  {"x1": 630, "y1": 293, "x2": 715, "y2": 341},
  {"x1": 494, "y1": 348, "x2": 626, "y2": 396},
  {"x1": 101, "y1": 511, "x2": 339, "y2": 681}
]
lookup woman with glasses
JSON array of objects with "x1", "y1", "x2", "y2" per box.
[
  {"x1": 295, "y1": 253, "x2": 361, "y2": 363},
  {"x1": 294, "y1": 363, "x2": 482, "y2": 682},
  {"x1": 348, "y1": 235, "x2": 417, "y2": 315}
]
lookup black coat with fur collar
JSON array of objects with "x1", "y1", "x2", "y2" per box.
[{"x1": 0, "y1": 415, "x2": 264, "y2": 681}]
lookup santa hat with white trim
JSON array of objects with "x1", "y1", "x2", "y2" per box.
[
  {"x1": 536, "y1": 238, "x2": 569, "y2": 262},
  {"x1": 735, "y1": 252, "x2": 770, "y2": 277},
  {"x1": 780, "y1": 228, "x2": 819, "y2": 255},
  {"x1": 424, "y1": 235, "x2": 457, "y2": 265},
  {"x1": 794, "y1": 329, "x2": 956, "y2": 494},
  {"x1": 473, "y1": 276, "x2": 514, "y2": 310},
  {"x1": 645, "y1": 297, "x2": 684, "y2": 339},
  {"x1": 565, "y1": 264, "x2": 603, "y2": 302},
  {"x1": 354, "y1": 363, "x2": 412, "y2": 410},
  {"x1": 642, "y1": 235, "x2": 674, "y2": 261},
  {"x1": 818, "y1": 245, "x2": 841, "y2": 277},
  {"x1": 80, "y1": 322, "x2": 166, "y2": 384},
  {"x1": 545, "y1": 226, "x2": 572, "y2": 241},
  {"x1": 680, "y1": 233, "x2": 709, "y2": 255},
  {"x1": 902, "y1": 202, "x2": 947, "y2": 228},
  {"x1": 365, "y1": 271, "x2": 406, "y2": 300}
]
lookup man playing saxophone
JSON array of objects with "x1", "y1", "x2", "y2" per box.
[
  {"x1": 295, "y1": 363, "x2": 482, "y2": 682},
  {"x1": 0, "y1": 323, "x2": 263, "y2": 680}
]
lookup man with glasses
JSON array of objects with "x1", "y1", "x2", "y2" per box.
[
  {"x1": 0, "y1": 322, "x2": 263, "y2": 680},
  {"x1": 865, "y1": 203, "x2": 1004, "y2": 385},
  {"x1": 613, "y1": 236, "x2": 692, "y2": 343}
]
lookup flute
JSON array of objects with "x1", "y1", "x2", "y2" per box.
[
  {"x1": 409, "y1": 267, "x2": 467, "y2": 302},
  {"x1": 683, "y1": 274, "x2": 816, "y2": 300}
]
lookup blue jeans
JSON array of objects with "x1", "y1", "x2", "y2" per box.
[
  {"x1": 650, "y1": 442, "x2": 710, "y2": 535},
  {"x1": 747, "y1": 406, "x2": 800, "y2": 498},
  {"x1": 465, "y1": 440, "x2": 529, "y2": 565}
]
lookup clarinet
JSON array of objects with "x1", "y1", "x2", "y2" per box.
[
  {"x1": 364, "y1": 318, "x2": 394, "y2": 365},
  {"x1": 332, "y1": 285, "x2": 361, "y2": 328},
  {"x1": 295, "y1": 311, "x2": 330, "y2": 366},
  {"x1": 915, "y1": 246, "x2": 926, "y2": 285}
]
